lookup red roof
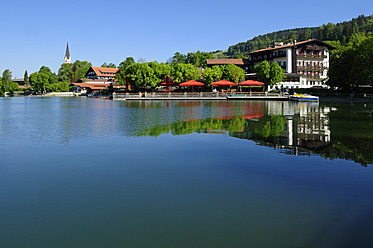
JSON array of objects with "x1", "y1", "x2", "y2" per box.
[
  {"x1": 91, "y1": 67, "x2": 119, "y2": 77},
  {"x1": 72, "y1": 83, "x2": 110, "y2": 90},
  {"x1": 248, "y1": 39, "x2": 335, "y2": 54},
  {"x1": 206, "y1": 59, "x2": 249, "y2": 66}
]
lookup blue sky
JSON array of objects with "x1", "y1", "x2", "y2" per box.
[{"x1": 1, "y1": 0, "x2": 372, "y2": 78}]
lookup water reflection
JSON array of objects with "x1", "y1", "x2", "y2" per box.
[
  {"x1": 138, "y1": 101, "x2": 373, "y2": 166},
  {"x1": 0, "y1": 98, "x2": 372, "y2": 165}
]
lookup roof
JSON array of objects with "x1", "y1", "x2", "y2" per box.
[
  {"x1": 72, "y1": 83, "x2": 110, "y2": 90},
  {"x1": 65, "y1": 42, "x2": 70, "y2": 59},
  {"x1": 90, "y1": 67, "x2": 119, "y2": 77},
  {"x1": 248, "y1": 39, "x2": 336, "y2": 55},
  {"x1": 206, "y1": 59, "x2": 250, "y2": 66}
]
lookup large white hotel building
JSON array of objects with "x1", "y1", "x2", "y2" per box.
[{"x1": 248, "y1": 39, "x2": 335, "y2": 89}]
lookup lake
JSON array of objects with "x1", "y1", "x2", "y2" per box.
[{"x1": 1, "y1": 97, "x2": 373, "y2": 248}]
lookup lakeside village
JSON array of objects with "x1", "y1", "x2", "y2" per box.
[{"x1": 4, "y1": 39, "x2": 373, "y2": 102}]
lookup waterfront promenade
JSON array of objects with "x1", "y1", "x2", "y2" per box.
[{"x1": 112, "y1": 92, "x2": 289, "y2": 101}]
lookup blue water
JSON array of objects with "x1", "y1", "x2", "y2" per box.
[{"x1": 1, "y1": 97, "x2": 373, "y2": 248}]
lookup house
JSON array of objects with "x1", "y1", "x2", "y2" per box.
[
  {"x1": 86, "y1": 66, "x2": 119, "y2": 82},
  {"x1": 248, "y1": 39, "x2": 335, "y2": 89},
  {"x1": 12, "y1": 78, "x2": 26, "y2": 89}
]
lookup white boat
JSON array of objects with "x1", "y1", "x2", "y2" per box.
[{"x1": 289, "y1": 93, "x2": 319, "y2": 102}]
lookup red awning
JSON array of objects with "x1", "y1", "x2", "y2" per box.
[
  {"x1": 211, "y1": 80, "x2": 236, "y2": 86},
  {"x1": 238, "y1": 80, "x2": 264, "y2": 86},
  {"x1": 179, "y1": 80, "x2": 204, "y2": 86}
]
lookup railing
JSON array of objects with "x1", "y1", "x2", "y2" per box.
[
  {"x1": 112, "y1": 92, "x2": 228, "y2": 100},
  {"x1": 297, "y1": 54, "x2": 327, "y2": 59},
  {"x1": 297, "y1": 66, "x2": 327, "y2": 70}
]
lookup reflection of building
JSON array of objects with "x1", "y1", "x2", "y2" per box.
[
  {"x1": 286, "y1": 105, "x2": 331, "y2": 149},
  {"x1": 248, "y1": 39, "x2": 335, "y2": 89}
]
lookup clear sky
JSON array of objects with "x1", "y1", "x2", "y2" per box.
[{"x1": 1, "y1": 0, "x2": 372, "y2": 78}]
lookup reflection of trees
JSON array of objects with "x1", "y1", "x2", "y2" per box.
[
  {"x1": 137, "y1": 103, "x2": 373, "y2": 166},
  {"x1": 138, "y1": 117, "x2": 247, "y2": 136},
  {"x1": 322, "y1": 104, "x2": 373, "y2": 166},
  {"x1": 253, "y1": 115, "x2": 286, "y2": 138}
]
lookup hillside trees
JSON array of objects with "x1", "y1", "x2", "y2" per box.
[{"x1": 225, "y1": 14, "x2": 373, "y2": 57}]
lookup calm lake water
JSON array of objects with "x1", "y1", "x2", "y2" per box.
[{"x1": 1, "y1": 97, "x2": 373, "y2": 248}]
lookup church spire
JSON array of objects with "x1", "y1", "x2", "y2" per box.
[{"x1": 64, "y1": 42, "x2": 71, "y2": 64}]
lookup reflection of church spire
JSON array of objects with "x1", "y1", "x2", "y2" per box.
[{"x1": 64, "y1": 42, "x2": 71, "y2": 64}]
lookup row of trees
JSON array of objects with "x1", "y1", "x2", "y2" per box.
[
  {"x1": 25, "y1": 60, "x2": 92, "y2": 93},
  {"x1": 114, "y1": 57, "x2": 247, "y2": 91}
]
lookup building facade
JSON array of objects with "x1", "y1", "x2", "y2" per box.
[
  {"x1": 248, "y1": 39, "x2": 335, "y2": 89},
  {"x1": 86, "y1": 67, "x2": 119, "y2": 82}
]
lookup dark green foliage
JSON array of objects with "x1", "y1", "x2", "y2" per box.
[
  {"x1": 224, "y1": 15, "x2": 373, "y2": 57},
  {"x1": 24, "y1": 70, "x2": 29, "y2": 87},
  {"x1": 57, "y1": 60, "x2": 92, "y2": 83},
  {"x1": 328, "y1": 36, "x2": 373, "y2": 89}
]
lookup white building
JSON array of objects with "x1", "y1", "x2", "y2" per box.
[{"x1": 248, "y1": 39, "x2": 335, "y2": 89}]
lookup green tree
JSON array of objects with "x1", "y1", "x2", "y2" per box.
[
  {"x1": 221, "y1": 64, "x2": 245, "y2": 83},
  {"x1": 254, "y1": 61, "x2": 272, "y2": 90},
  {"x1": 202, "y1": 66, "x2": 223, "y2": 86},
  {"x1": 125, "y1": 63, "x2": 158, "y2": 90},
  {"x1": 24, "y1": 70, "x2": 29, "y2": 87},
  {"x1": 58, "y1": 63, "x2": 73, "y2": 82},
  {"x1": 73, "y1": 60, "x2": 92, "y2": 81},
  {"x1": 171, "y1": 63, "x2": 200, "y2": 83},
  {"x1": 170, "y1": 52, "x2": 186, "y2": 64},
  {"x1": 269, "y1": 62, "x2": 286, "y2": 86},
  {"x1": 1, "y1": 69, "x2": 13, "y2": 93},
  {"x1": 148, "y1": 62, "x2": 172, "y2": 82}
]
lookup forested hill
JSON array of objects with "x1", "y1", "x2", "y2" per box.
[{"x1": 218, "y1": 14, "x2": 373, "y2": 58}]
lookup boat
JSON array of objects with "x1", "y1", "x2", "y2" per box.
[{"x1": 289, "y1": 93, "x2": 319, "y2": 102}]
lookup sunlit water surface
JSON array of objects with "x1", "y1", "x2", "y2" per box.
[{"x1": 1, "y1": 97, "x2": 373, "y2": 248}]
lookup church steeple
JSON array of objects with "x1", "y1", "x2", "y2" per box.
[{"x1": 64, "y1": 42, "x2": 71, "y2": 64}]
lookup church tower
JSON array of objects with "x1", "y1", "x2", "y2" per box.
[{"x1": 64, "y1": 42, "x2": 71, "y2": 64}]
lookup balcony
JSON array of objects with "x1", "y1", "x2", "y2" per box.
[
  {"x1": 297, "y1": 66, "x2": 327, "y2": 70},
  {"x1": 297, "y1": 54, "x2": 327, "y2": 59}
]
